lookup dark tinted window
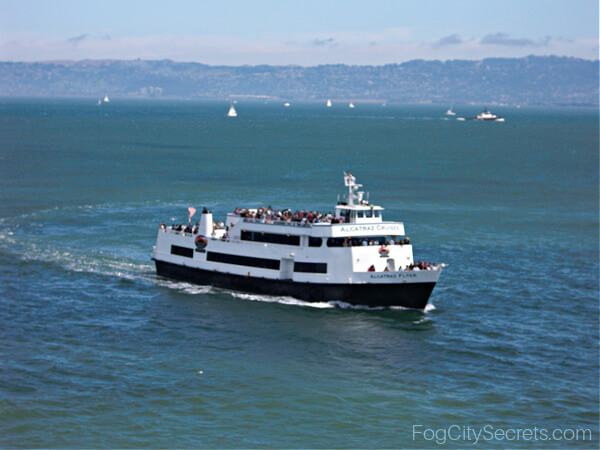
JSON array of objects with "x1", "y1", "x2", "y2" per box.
[
  {"x1": 241, "y1": 230, "x2": 300, "y2": 246},
  {"x1": 294, "y1": 262, "x2": 327, "y2": 273},
  {"x1": 308, "y1": 237, "x2": 322, "y2": 247},
  {"x1": 207, "y1": 252, "x2": 280, "y2": 270},
  {"x1": 327, "y1": 236, "x2": 387, "y2": 247},
  {"x1": 171, "y1": 245, "x2": 194, "y2": 258}
]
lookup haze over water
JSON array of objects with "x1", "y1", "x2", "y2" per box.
[{"x1": 0, "y1": 99, "x2": 598, "y2": 447}]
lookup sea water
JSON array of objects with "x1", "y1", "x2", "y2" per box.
[{"x1": 0, "y1": 99, "x2": 598, "y2": 448}]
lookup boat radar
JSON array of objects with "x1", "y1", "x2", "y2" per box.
[{"x1": 152, "y1": 173, "x2": 444, "y2": 309}]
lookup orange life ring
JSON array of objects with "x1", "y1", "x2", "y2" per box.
[{"x1": 195, "y1": 235, "x2": 208, "y2": 249}]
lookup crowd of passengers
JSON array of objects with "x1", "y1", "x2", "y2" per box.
[
  {"x1": 405, "y1": 261, "x2": 436, "y2": 271},
  {"x1": 161, "y1": 220, "x2": 225, "y2": 235},
  {"x1": 341, "y1": 236, "x2": 410, "y2": 247},
  {"x1": 233, "y1": 207, "x2": 343, "y2": 224},
  {"x1": 367, "y1": 261, "x2": 436, "y2": 272}
]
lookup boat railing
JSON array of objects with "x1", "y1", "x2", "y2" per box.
[
  {"x1": 164, "y1": 227, "x2": 194, "y2": 237},
  {"x1": 241, "y1": 218, "x2": 313, "y2": 228}
]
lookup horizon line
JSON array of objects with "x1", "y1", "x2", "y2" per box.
[{"x1": 1, "y1": 54, "x2": 598, "y2": 68}]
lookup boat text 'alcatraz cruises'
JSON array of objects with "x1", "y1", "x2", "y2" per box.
[{"x1": 152, "y1": 173, "x2": 444, "y2": 309}]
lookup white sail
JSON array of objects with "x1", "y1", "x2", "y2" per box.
[
  {"x1": 227, "y1": 105, "x2": 237, "y2": 117},
  {"x1": 103, "y1": 95, "x2": 110, "y2": 103},
  {"x1": 349, "y1": 102, "x2": 355, "y2": 108},
  {"x1": 326, "y1": 99, "x2": 332, "y2": 107}
]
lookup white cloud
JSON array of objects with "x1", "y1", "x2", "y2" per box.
[{"x1": 0, "y1": 29, "x2": 597, "y2": 65}]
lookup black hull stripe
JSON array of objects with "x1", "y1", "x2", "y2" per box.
[{"x1": 154, "y1": 259, "x2": 436, "y2": 309}]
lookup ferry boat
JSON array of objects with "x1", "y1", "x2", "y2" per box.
[
  {"x1": 152, "y1": 173, "x2": 444, "y2": 309},
  {"x1": 475, "y1": 108, "x2": 504, "y2": 121}
]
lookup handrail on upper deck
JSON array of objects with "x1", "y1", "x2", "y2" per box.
[{"x1": 241, "y1": 218, "x2": 313, "y2": 227}]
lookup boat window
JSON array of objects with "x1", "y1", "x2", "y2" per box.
[
  {"x1": 357, "y1": 211, "x2": 364, "y2": 218},
  {"x1": 171, "y1": 245, "x2": 194, "y2": 258},
  {"x1": 294, "y1": 262, "x2": 327, "y2": 274},
  {"x1": 308, "y1": 237, "x2": 322, "y2": 247},
  {"x1": 366, "y1": 209, "x2": 373, "y2": 218},
  {"x1": 241, "y1": 230, "x2": 300, "y2": 246},
  {"x1": 207, "y1": 251, "x2": 280, "y2": 270},
  {"x1": 337, "y1": 210, "x2": 351, "y2": 223},
  {"x1": 327, "y1": 236, "x2": 387, "y2": 247},
  {"x1": 374, "y1": 210, "x2": 381, "y2": 218},
  {"x1": 327, "y1": 237, "x2": 346, "y2": 247}
]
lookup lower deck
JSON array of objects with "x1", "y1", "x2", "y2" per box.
[{"x1": 154, "y1": 259, "x2": 436, "y2": 309}]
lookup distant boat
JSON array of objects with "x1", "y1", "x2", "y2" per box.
[
  {"x1": 475, "y1": 108, "x2": 504, "y2": 122},
  {"x1": 284, "y1": 102, "x2": 290, "y2": 107},
  {"x1": 103, "y1": 95, "x2": 110, "y2": 103},
  {"x1": 349, "y1": 102, "x2": 355, "y2": 108},
  {"x1": 445, "y1": 107, "x2": 456, "y2": 116},
  {"x1": 96, "y1": 99, "x2": 102, "y2": 106},
  {"x1": 326, "y1": 99, "x2": 332, "y2": 107},
  {"x1": 227, "y1": 104, "x2": 237, "y2": 117}
]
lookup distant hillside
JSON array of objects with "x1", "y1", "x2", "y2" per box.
[{"x1": 0, "y1": 56, "x2": 597, "y2": 106}]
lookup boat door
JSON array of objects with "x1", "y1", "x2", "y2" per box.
[
  {"x1": 386, "y1": 258, "x2": 396, "y2": 271},
  {"x1": 280, "y1": 258, "x2": 294, "y2": 280}
]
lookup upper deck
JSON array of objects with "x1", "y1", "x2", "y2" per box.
[{"x1": 225, "y1": 173, "x2": 404, "y2": 237}]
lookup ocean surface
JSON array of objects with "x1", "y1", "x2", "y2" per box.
[{"x1": 0, "y1": 99, "x2": 598, "y2": 448}]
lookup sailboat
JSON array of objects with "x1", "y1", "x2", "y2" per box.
[
  {"x1": 227, "y1": 104, "x2": 237, "y2": 117},
  {"x1": 103, "y1": 95, "x2": 110, "y2": 103},
  {"x1": 445, "y1": 107, "x2": 456, "y2": 116},
  {"x1": 349, "y1": 102, "x2": 355, "y2": 108},
  {"x1": 326, "y1": 99, "x2": 332, "y2": 107}
]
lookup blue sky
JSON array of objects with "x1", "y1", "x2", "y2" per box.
[{"x1": 0, "y1": 0, "x2": 597, "y2": 65}]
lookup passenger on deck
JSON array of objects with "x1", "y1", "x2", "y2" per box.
[{"x1": 368, "y1": 265, "x2": 376, "y2": 272}]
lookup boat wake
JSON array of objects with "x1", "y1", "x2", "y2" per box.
[{"x1": 0, "y1": 201, "x2": 438, "y2": 313}]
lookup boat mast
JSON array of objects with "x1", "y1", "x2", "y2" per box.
[{"x1": 343, "y1": 172, "x2": 363, "y2": 206}]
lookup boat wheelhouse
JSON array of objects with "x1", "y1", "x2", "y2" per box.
[{"x1": 152, "y1": 173, "x2": 443, "y2": 309}]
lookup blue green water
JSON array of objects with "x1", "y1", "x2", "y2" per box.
[{"x1": 0, "y1": 99, "x2": 598, "y2": 448}]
